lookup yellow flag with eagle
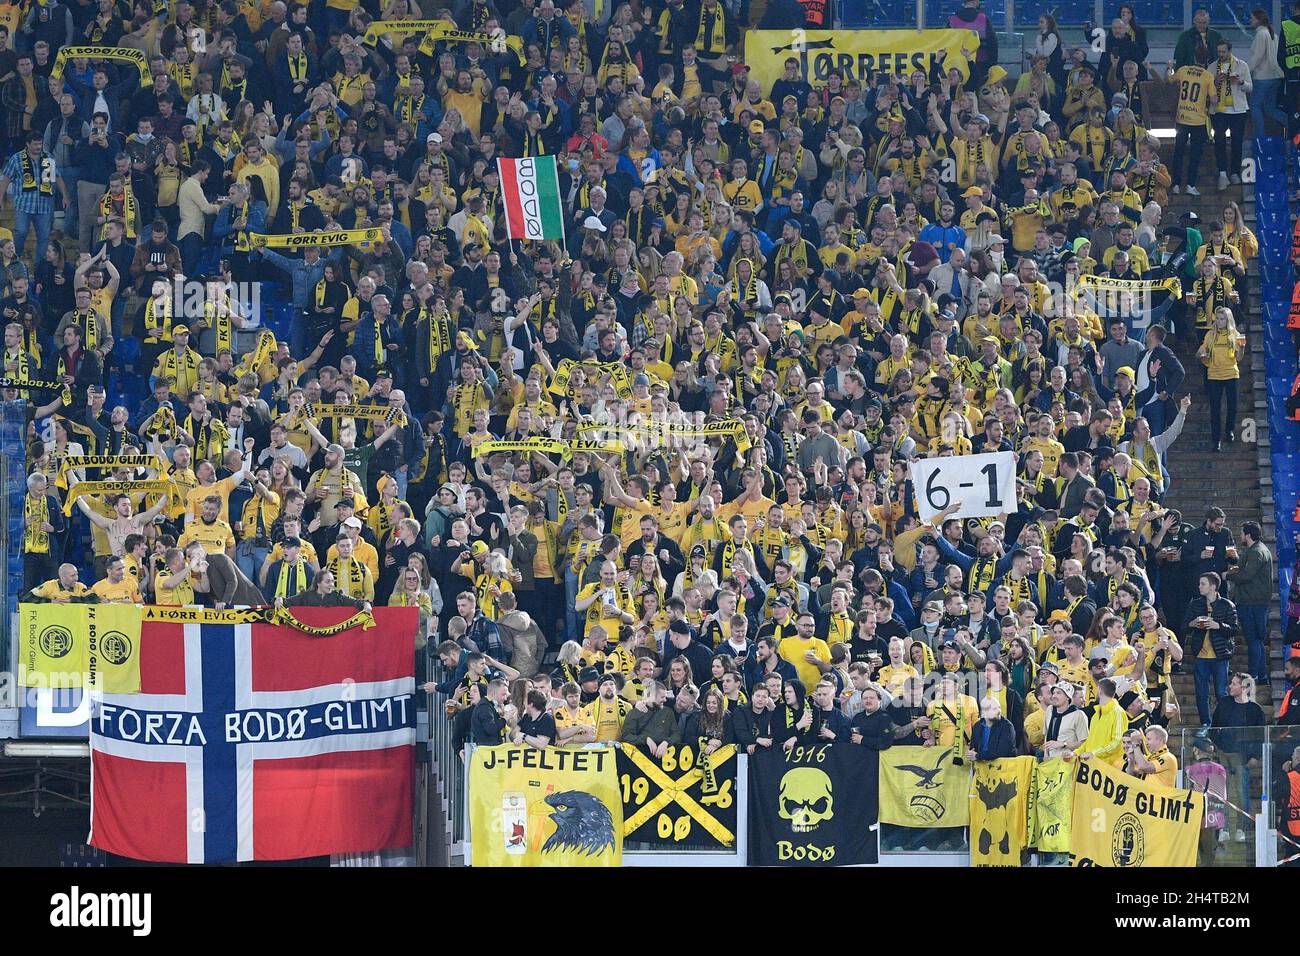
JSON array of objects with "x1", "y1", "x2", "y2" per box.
[{"x1": 469, "y1": 745, "x2": 623, "y2": 867}]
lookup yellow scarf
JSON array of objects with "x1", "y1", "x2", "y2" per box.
[
  {"x1": 696, "y1": 2, "x2": 726, "y2": 53},
  {"x1": 20, "y1": 151, "x2": 53, "y2": 196},
  {"x1": 275, "y1": 558, "x2": 308, "y2": 599},
  {"x1": 24, "y1": 493, "x2": 49, "y2": 553}
]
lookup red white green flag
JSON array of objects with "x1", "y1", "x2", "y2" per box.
[{"x1": 497, "y1": 156, "x2": 565, "y2": 241}]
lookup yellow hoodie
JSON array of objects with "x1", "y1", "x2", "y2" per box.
[{"x1": 1080, "y1": 697, "x2": 1129, "y2": 768}]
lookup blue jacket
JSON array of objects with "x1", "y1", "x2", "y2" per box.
[
  {"x1": 919, "y1": 222, "x2": 966, "y2": 262},
  {"x1": 213, "y1": 200, "x2": 267, "y2": 255},
  {"x1": 255, "y1": 248, "x2": 331, "y2": 311}
]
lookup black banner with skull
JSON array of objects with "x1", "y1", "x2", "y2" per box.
[{"x1": 749, "y1": 744, "x2": 878, "y2": 866}]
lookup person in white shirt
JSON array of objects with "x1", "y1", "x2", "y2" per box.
[
  {"x1": 1248, "y1": 11, "x2": 1286, "y2": 135},
  {"x1": 1210, "y1": 39, "x2": 1253, "y2": 191}
]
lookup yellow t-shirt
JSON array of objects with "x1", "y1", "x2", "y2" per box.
[
  {"x1": 722, "y1": 178, "x2": 763, "y2": 211},
  {"x1": 184, "y1": 476, "x2": 240, "y2": 523},
  {"x1": 91, "y1": 576, "x2": 143, "y2": 603},
  {"x1": 178, "y1": 518, "x2": 236, "y2": 555},
  {"x1": 777, "y1": 635, "x2": 831, "y2": 689},
  {"x1": 576, "y1": 582, "x2": 636, "y2": 637},
  {"x1": 579, "y1": 697, "x2": 630, "y2": 742},
  {"x1": 154, "y1": 570, "x2": 195, "y2": 606}
]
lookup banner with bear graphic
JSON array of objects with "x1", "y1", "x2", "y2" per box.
[
  {"x1": 969, "y1": 756, "x2": 1036, "y2": 866},
  {"x1": 750, "y1": 744, "x2": 878, "y2": 866}
]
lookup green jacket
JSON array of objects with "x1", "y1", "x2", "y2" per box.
[
  {"x1": 1174, "y1": 27, "x2": 1225, "y2": 67},
  {"x1": 1232, "y1": 541, "x2": 1274, "y2": 606},
  {"x1": 620, "y1": 704, "x2": 681, "y2": 749}
]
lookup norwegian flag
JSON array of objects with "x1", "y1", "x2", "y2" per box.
[{"x1": 88, "y1": 607, "x2": 418, "y2": 864}]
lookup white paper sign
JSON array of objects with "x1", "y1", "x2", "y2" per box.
[{"x1": 909, "y1": 451, "x2": 1018, "y2": 523}]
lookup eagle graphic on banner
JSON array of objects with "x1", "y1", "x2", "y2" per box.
[{"x1": 542, "y1": 791, "x2": 616, "y2": 857}]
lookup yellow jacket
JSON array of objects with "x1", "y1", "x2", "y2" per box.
[{"x1": 1080, "y1": 697, "x2": 1129, "y2": 767}]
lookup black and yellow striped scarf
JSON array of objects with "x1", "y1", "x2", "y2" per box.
[
  {"x1": 23, "y1": 493, "x2": 49, "y2": 553},
  {"x1": 274, "y1": 558, "x2": 308, "y2": 599},
  {"x1": 696, "y1": 2, "x2": 726, "y2": 53},
  {"x1": 967, "y1": 555, "x2": 998, "y2": 594},
  {"x1": 20, "y1": 151, "x2": 53, "y2": 196},
  {"x1": 328, "y1": 555, "x2": 367, "y2": 597}
]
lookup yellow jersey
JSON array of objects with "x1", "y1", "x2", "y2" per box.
[{"x1": 1174, "y1": 66, "x2": 1214, "y2": 127}]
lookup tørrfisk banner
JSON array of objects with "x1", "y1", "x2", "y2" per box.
[{"x1": 742, "y1": 29, "x2": 977, "y2": 91}]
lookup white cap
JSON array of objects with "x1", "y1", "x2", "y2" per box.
[
  {"x1": 343, "y1": 516, "x2": 363, "y2": 529},
  {"x1": 427, "y1": 132, "x2": 442, "y2": 144},
  {"x1": 583, "y1": 215, "x2": 607, "y2": 232}
]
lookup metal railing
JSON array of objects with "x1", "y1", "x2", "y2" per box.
[{"x1": 426, "y1": 661, "x2": 467, "y2": 856}]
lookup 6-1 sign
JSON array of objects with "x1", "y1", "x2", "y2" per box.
[{"x1": 909, "y1": 452, "x2": 1018, "y2": 523}]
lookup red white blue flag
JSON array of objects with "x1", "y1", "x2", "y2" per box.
[{"x1": 88, "y1": 607, "x2": 418, "y2": 864}]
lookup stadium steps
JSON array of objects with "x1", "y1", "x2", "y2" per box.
[{"x1": 1157, "y1": 144, "x2": 1273, "y2": 853}]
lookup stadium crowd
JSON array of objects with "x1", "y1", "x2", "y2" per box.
[{"x1": 4, "y1": 0, "x2": 1297, "y2": 844}]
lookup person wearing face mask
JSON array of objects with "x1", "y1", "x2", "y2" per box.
[{"x1": 909, "y1": 600, "x2": 946, "y2": 654}]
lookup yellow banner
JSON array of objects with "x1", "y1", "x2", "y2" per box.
[
  {"x1": 248, "y1": 228, "x2": 383, "y2": 250},
  {"x1": 1069, "y1": 758, "x2": 1203, "y2": 867},
  {"x1": 304, "y1": 402, "x2": 406, "y2": 425},
  {"x1": 469, "y1": 745, "x2": 623, "y2": 867},
  {"x1": 472, "y1": 439, "x2": 569, "y2": 458},
  {"x1": 63, "y1": 480, "x2": 176, "y2": 515},
  {"x1": 879, "y1": 746, "x2": 970, "y2": 828},
  {"x1": 361, "y1": 19, "x2": 526, "y2": 63},
  {"x1": 578, "y1": 419, "x2": 752, "y2": 454},
  {"x1": 53, "y1": 46, "x2": 152, "y2": 87},
  {"x1": 19, "y1": 603, "x2": 83, "y2": 688},
  {"x1": 472, "y1": 438, "x2": 628, "y2": 460},
  {"x1": 969, "y1": 756, "x2": 1036, "y2": 866},
  {"x1": 56, "y1": 455, "x2": 161, "y2": 490},
  {"x1": 86, "y1": 602, "x2": 143, "y2": 693},
  {"x1": 20, "y1": 603, "x2": 141, "y2": 692},
  {"x1": 1032, "y1": 758, "x2": 1075, "y2": 853},
  {"x1": 138, "y1": 604, "x2": 374, "y2": 635},
  {"x1": 742, "y1": 29, "x2": 976, "y2": 91}
]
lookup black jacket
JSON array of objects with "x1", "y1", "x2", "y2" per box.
[
  {"x1": 971, "y1": 717, "x2": 1019, "y2": 760},
  {"x1": 665, "y1": 638, "x2": 714, "y2": 684},
  {"x1": 732, "y1": 704, "x2": 776, "y2": 750},
  {"x1": 809, "y1": 705, "x2": 852, "y2": 743},
  {"x1": 682, "y1": 711, "x2": 735, "y2": 748},
  {"x1": 1182, "y1": 594, "x2": 1239, "y2": 659},
  {"x1": 470, "y1": 698, "x2": 508, "y2": 745},
  {"x1": 850, "y1": 709, "x2": 895, "y2": 751}
]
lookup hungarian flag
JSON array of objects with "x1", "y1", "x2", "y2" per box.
[{"x1": 498, "y1": 156, "x2": 565, "y2": 241}]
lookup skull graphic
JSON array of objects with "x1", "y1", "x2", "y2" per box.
[{"x1": 778, "y1": 767, "x2": 834, "y2": 833}]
